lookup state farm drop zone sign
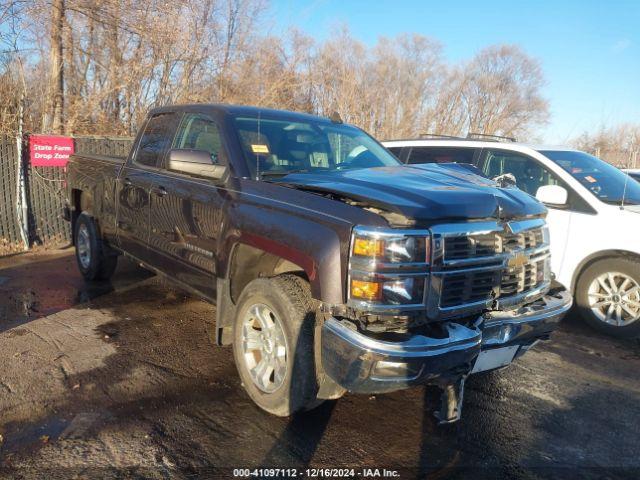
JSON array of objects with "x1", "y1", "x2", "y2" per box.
[{"x1": 29, "y1": 135, "x2": 74, "y2": 167}]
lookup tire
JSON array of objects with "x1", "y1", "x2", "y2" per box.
[
  {"x1": 74, "y1": 212, "x2": 118, "y2": 282},
  {"x1": 575, "y1": 257, "x2": 640, "y2": 338},
  {"x1": 232, "y1": 274, "x2": 321, "y2": 416}
]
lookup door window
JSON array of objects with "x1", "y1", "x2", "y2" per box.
[
  {"x1": 172, "y1": 114, "x2": 224, "y2": 165},
  {"x1": 482, "y1": 150, "x2": 561, "y2": 196},
  {"x1": 407, "y1": 147, "x2": 477, "y2": 165},
  {"x1": 135, "y1": 112, "x2": 182, "y2": 167}
]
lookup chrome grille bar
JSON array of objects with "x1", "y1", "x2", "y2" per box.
[{"x1": 428, "y1": 219, "x2": 550, "y2": 320}]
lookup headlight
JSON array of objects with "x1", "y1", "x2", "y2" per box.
[
  {"x1": 349, "y1": 276, "x2": 426, "y2": 305},
  {"x1": 348, "y1": 226, "x2": 430, "y2": 309},
  {"x1": 350, "y1": 228, "x2": 430, "y2": 264}
]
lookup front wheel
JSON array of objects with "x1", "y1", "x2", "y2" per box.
[
  {"x1": 232, "y1": 274, "x2": 321, "y2": 416},
  {"x1": 575, "y1": 257, "x2": 640, "y2": 338},
  {"x1": 74, "y1": 212, "x2": 118, "y2": 281}
]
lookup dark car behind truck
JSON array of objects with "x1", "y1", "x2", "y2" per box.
[{"x1": 64, "y1": 104, "x2": 572, "y2": 421}]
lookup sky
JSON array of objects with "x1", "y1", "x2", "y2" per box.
[{"x1": 269, "y1": 0, "x2": 639, "y2": 144}]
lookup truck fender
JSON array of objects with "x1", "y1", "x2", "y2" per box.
[{"x1": 214, "y1": 228, "x2": 345, "y2": 345}]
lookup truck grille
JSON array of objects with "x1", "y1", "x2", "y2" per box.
[
  {"x1": 431, "y1": 220, "x2": 550, "y2": 316},
  {"x1": 443, "y1": 228, "x2": 545, "y2": 260},
  {"x1": 441, "y1": 269, "x2": 500, "y2": 308}
]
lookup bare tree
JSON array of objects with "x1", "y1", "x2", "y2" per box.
[
  {"x1": 48, "y1": 0, "x2": 65, "y2": 133},
  {"x1": 574, "y1": 123, "x2": 640, "y2": 167},
  {"x1": 460, "y1": 45, "x2": 548, "y2": 138}
]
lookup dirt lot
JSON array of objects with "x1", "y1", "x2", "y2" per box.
[{"x1": 0, "y1": 249, "x2": 639, "y2": 479}]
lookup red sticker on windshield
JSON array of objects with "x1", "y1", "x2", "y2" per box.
[{"x1": 584, "y1": 175, "x2": 597, "y2": 183}]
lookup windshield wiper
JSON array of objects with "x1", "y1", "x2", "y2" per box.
[
  {"x1": 259, "y1": 169, "x2": 311, "y2": 179},
  {"x1": 260, "y1": 168, "x2": 332, "y2": 179}
]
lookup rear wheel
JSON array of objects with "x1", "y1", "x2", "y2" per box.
[
  {"x1": 74, "y1": 212, "x2": 118, "y2": 281},
  {"x1": 575, "y1": 257, "x2": 640, "y2": 338},
  {"x1": 232, "y1": 274, "x2": 321, "y2": 416}
]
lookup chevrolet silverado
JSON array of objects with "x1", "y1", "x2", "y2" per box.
[{"x1": 64, "y1": 105, "x2": 572, "y2": 421}]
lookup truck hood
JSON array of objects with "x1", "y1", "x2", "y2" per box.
[{"x1": 277, "y1": 163, "x2": 546, "y2": 224}]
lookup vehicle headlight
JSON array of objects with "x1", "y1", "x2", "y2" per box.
[
  {"x1": 349, "y1": 275, "x2": 426, "y2": 305},
  {"x1": 351, "y1": 228, "x2": 430, "y2": 264},
  {"x1": 348, "y1": 226, "x2": 430, "y2": 308}
]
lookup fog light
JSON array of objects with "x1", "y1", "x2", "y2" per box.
[{"x1": 351, "y1": 279, "x2": 382, "y2": 300}]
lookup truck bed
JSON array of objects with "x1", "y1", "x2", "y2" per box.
[{"x1": 66, "y1": 153, "x2": 126, "y2": 234}]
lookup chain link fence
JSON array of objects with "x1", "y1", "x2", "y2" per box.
[
  {"x1": 0, "y1": 134, "x2": 134, "y2": 257},
  {"x1": 0, "y1": 136, "x2": 25, "y2": 256}
]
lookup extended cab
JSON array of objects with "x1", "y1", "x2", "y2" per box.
[{"x1": 65, "y1": 105, "x2": 572, "y2": 421}]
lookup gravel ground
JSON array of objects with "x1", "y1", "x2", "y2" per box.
[{"x1": 0, "y1": 249, "x2": 638, "y2": 479}]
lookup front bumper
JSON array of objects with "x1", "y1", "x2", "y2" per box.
[{"x1": 321, "y1": 288, "x2": 572, "y2": 394}]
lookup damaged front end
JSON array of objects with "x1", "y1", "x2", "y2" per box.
[{"x1": 321, "y1": 220, "x2": 573, "y2": 423}]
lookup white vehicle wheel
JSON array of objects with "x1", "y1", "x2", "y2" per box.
[
  {"x1": 587, "y1": 272, "x2": 640, "y2": 326},
  {"x1": 576, "y1": 257, "x2": 640, "y2": 338}
]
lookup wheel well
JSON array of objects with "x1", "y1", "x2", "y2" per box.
[
  {"x1": 228, "y1": 243, "x2": 308, "y2": 303},
  {"x1": 571, "y1": 250, "x2": 640, "y2": 292},
  {"x1": 71, "y1": 189, "x2": 94, "y2": 217},
  {"x1": 71, "y1": 189, "x2": 100, "y2": 245}
]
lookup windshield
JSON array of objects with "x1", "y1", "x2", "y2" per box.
[
  {"x1": 233, "y1": 115, "x2": 400, "y2": 179},
  {"x1": 540, "y1": 150, "x2": 640, "y2": 206}
]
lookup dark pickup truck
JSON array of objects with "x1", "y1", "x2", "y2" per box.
[{"x1": 64, "y1": 104, "x2": 572, "y2": 421}]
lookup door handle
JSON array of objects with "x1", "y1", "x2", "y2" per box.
[
  {"x1": 122, "y1": 177, "x2": 132, "y2": 187},
  {"x1": 152, "y1": 186, "x2": 168, "y2": 197}
]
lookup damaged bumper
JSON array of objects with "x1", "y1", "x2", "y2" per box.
[{"x1": 321, "y1": 288, "x2": 572, "y2": 395}]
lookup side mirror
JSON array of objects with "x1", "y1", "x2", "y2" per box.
[
  {"x1": 167, "y1": 149, "x2": 227, "y2": 180},
  {"x1": 536, "y1": 185, "x2": 568, "y2": 206}
]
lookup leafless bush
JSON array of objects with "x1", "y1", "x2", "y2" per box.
[{"x1": 573, "y1": 124, "x2": 640, "y2": 167}]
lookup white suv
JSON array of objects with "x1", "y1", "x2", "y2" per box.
[{"x1": 384, "y1": 138, "x2": 640, "y2": 337}]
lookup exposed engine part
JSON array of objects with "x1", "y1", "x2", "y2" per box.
[{"x1": 361, "y1": 206, "x2": 414, "y2": 227}]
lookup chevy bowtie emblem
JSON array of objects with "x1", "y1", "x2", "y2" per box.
[{"x1": 508, "y1": 253, "x2": 528, "y2": 269}]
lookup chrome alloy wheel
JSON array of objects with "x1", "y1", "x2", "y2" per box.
[
  {"x1": 241, "y1": 303, "x2": 288, "y2": 393},
  {"x1": 77, "y1": 223, "x2": 91, "y2": 269},
  {"x1": 588, "y1": 272, "x2": 640, "y2": 326}
]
